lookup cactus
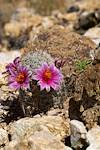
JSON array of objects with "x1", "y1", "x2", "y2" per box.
[
  {"x1": 21, "y1": 50, "x2": 54, "y2": 73},
  {"x1": 20, "y1": 50, "x2": 66, "y2": 116}
]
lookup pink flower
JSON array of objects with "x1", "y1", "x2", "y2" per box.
[
  {"x1": 5, "y1": 57, "x2": 20, "y2": 75},
  {"x1": 33, "y1": 63, "x2": 63, "y2": 92},
  {"x1": 8, "y1": 64, "x2": 31, "y2": 90},
  {"x1": 4, "y1": 57, "x2": 31, "y2": 90}
]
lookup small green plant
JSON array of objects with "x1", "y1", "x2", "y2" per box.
[{"x1": 75, "y1": 59, "x2": 91, "y2": 72}]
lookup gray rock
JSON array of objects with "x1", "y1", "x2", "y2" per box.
[
  {"x1": 0, "y1": 128, "x2": 8, "y2": 146},
  {"x1": 84, "y1": 27, "x2": 100, "y2": 47},
  {"x1": 47, "y1": 108, "x2": 62, "y2": 116},
  {"x1": 86, "y1": 125, "x2": 100, "y2": 150},
  {"x1": 86, "y1": 145, "x2": 100, "y2": 150},
  {"x1": 4, "y1": 140, "x2": 20, "y2": 150},
  {"x1": 70, "y1": 120, "x2": 87, "y2": 149},
  {"x1": 65, "y1": 146, "x2": 73, "y2": 150}
]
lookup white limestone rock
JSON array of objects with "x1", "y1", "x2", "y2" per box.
[
  {"x1": 9, "y1": 116, "x2": 69, "y2": 141},
  {"x1": 0, "y1": 128, "x2": 8, "y2": 146},
  {"x1": 84, "y1": 27, "x2": 100, "y2": 46},
  {"x1": 28, "y1": 130, "x2": 70, "y2": 150},
  {"x1": 86, "y1": 125, "x2": 100, "y2": 150},
  {"x1": 5, "y1": 130, "x2": 72, "y2": 150},
  {"x1": 70, "y1": 120, "x2": 87, "y2": 149}
]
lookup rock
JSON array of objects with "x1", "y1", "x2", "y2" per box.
[
  {"x1": 4, "y1": 8, "x2": 43, "y2": 48},
  {"x1": 86, "y1": 125, "x2": 100, "y2": 150},
  {"x1": 27, "y1": 25, "x2": 96, "y2": 58},
  {"x1": 0, "y1": 128, "x2": 8, "y2": 146},
  {"x1": 22, "y1": 26, "x2": 96, "y2": 119},
  {"x1": 11, "y1": 7, "x2": 35, "y2": 21},
  {"x1": 42, "y1": 17, "x2": 54, "y2": 29},
  {"x1": 75, "y1": 11, "x2": 98, "y2": 32},
  {"x1": 4, "y1": 7, "x2": 42, "y2": 49},
  {"x1": 94, "y1": 47, "x2": 100, "y2": 62},
  {"x1": 63, "y1": 12, "x2": 78, "y2": 22},
  {"x1": 84, "y1": 27, "x2": 100, "y2": 39},
  {"x1": 0, "y1": 51, "x2": 21, "y2": 65},
  {"x1": 20, "y1": 26, "x2": 96, "y2": 116},
  {"x1": 69, "y1": 62, "x2": 100, "y2": 129},
  {"x1": 4, "y1": 8, "x2": 43, "y2": 38},
  {"x1": 29, "y1": 0, "x2": 66, "y2": 16},
  {"x1": 47, "y1": 108, "x2": 62, "y2": 116},
  {"x1": 0, "y1": 51, "x2": 21, "y2": 101},
  {"x1": 0, "y1": 63, "x2": 6, "y2": 85},
  {"x1": 0, "y1": 0, "x2": 22, "y2": 38},
  {"x1": 4, "y1": 7, "x2": 43, "y2": 48},
  {"x1": 67, "y1": 5, "x2": 80, "y2": 13},
  {"x1": 4, "y1": 116, "x2": 70, "y2": 150},
  {"x1": 81, "y1": 106, "x2": 100, "y2": 129},
  {"x1": 65, "y1": 146, "x2": 72, "y2": 150},
  {"x1": 5, "y1": 130, "x2": 72, "y2": 150},
  {"x1": 33, "y1": 114, "x2": 41, "y2": 118},
  {"x1": 0, "y1": 0, "x2": 29, "y2": 28},
  {"x1": 65, "y1": 146, "x2": 73, "y2": 150},
  {"x1": 4, "y1": 140, "x2": 29, "y2": 150},
  {"x1": 70, "y1": 120, "x2": 87, "y2": 149},
  {"x1": 74, "y1": 8, "x2": 100, "y2": 34},
  {"x1": 26, "y1": 25, "x2": 96, "y2": 77},
  {"x1": 28, "y1": 130, "x2": 68, "y2": 150},
  {"x1": 76, "y1": 0, "x2": 100, "y2": 11},
  {"x1": 7, "y1": 33, "x2": 29, "y2": 49},
  {"x1": 0, "y1": 51, "x2": 21, "y2": 83},
  {"x1": 0, "y1": 103, "x2": 9, "y2": 123},
  {"x1": 4, "y1": 21, "x2": 23, "y2": 37},
  {"x1": 9, "y1": 116, "x2": 70, "y2": 141},
  {"x1": 86, "y1": 145, "x2": 100, "y2": 150},
  {"x1": 0, "y1": 50, "x2": 21, "y2": 87},
  {"x1": 84, "y1": 27, "x2": 100, "y2": 46},
  {"x1": 78, "y1": 61, "x2": 100, "y2": 129}
]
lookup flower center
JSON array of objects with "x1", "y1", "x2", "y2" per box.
[
  {"x1": 43, "y1": 69, "x2": 52, "y2": 81},
  {"x1": 16, "y1": 72, "x2": 26, "y2": 84}
]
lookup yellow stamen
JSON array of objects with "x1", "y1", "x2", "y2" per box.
[
  {"x1": 16, "y1": 72, "x2": 26, "y2": 84},
  {"x1": 43, "y1": 69, "x2": 52, "y2": 81}
]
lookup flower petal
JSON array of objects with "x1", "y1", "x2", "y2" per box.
[
  {"x1": 45, "y1": 85, "x2": 50, "y2": 92},
  {"x1": 9, "y1": 82, "x2": 20, "y2": 90},
  {"x1": 8, "y1": 76, "x2": 16, "y2": 82},
  {"x1": 22, "y1": 82, "x2": 30, "y2": 89},
  {"x1": 50, "y1": 82, "x2": 60, "y2": 90},
  {"x1": 6, "y1": 58, "x2": 31, "y2": 90},
  {"x1": 38, "y1": 81, "x2": 47, "y2": 91},
  {"x1": 33, "y1": 62, "x2": 63, "y2": 92}
]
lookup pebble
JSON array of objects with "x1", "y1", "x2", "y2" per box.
[
  {"x1": 0, "y1": 128, "x2": 8, "y2": 146},
  {"x1": 70, "y1": 120, "x2": 87, "y2": 149},
  {"x1": 86, "y1": 125, "x2": 100, "y2": 150},
  {"x1": 84, "y1": 27, "x2": 100, "y2": 46}
]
